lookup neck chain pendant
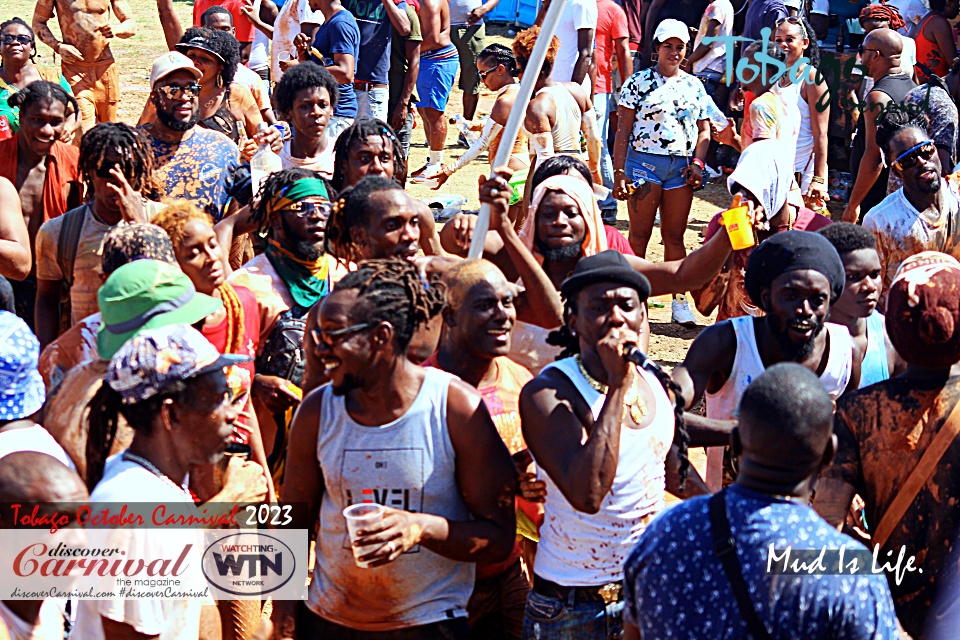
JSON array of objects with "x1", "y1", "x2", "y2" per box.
[{"x1": 575, "y1": 355, "x2": 648, "y2": 427}]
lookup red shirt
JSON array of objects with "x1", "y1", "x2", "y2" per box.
[
  {"x1": 193, "y1": 0, "x2": 255, "y2": 43},
  {"x1": 604, "y1": 225, "x2": 636, "y2": 256},
  {"x1": 0, "y1": 134, "x2": 78, "y2": 223},
  {"x1": 595, "y1": 0, "x2": 629, "y2": 94}
]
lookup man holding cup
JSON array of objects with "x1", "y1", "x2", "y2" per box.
[{"x1": 273, "y1": 258, "x2": 518, "y2": 639}]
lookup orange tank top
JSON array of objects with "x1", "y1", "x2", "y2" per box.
[{"x1": 915, "y1": 13, "x2": 951, "y2": 80}]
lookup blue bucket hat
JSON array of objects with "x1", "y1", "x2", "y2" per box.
[{"x1": 0, "y1": 311, "x2": 45, "y2": 420}]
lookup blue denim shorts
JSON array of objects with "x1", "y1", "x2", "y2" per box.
[{"x1": 624, "y1": 149, "x2": 691, "y2": 191}]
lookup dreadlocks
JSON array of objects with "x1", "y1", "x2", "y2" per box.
[
  {"x1": 8, "y1": 80, "x2": 77, "y2": 119},
  {"x1": 78, "y1": 122, "x2": 154, "y2": 197},
  {"x1": 249, "y1": 167, "x2": 324, "y2": 232},
  {"x1": 546, "y1": 294, "x2": 691, "y2": 490},
  {"x1": 331, "y1": 118, "x2": 406, "y2": 192},
  {"x1": 478, "y1": 43, "x2": 519, "y2": 76},
  {"x1": 334, "y1": 258, "x2": 445, "y2": 351},
  {"x1": 324, "y1": 175, "x2": 402, "y2": 264}
]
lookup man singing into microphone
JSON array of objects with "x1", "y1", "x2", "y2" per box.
[{"x1": 519, "y1": 251, "x2": 708, "y2": 640}]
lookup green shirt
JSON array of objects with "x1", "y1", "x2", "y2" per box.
[
  {"x1": 0, "y1": 67, "x2": 73, "y2": 133},
  {"x1": 388, "y1": 3, "x2": 421, "y2": 112}
]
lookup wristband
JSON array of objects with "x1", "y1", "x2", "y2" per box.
[
  {"x1": 614, "y1": 168, "x2": 626, "y2": 176},
  {"x1": 691, "y1": 158, "x2": 705, "y2": 170},
  {"x1": 811, "y1": 175, "x2": 826, "y2": 185}
]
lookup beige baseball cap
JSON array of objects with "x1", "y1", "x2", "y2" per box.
[{"x1": 149, "y1": 51, "x2": 202, "y2": 89}]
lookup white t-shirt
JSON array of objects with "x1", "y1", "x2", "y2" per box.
[
  {"x1": 249, "y1": 26, "x2": 271, "y2": 71},
  {"x1": 553, "y1": 0, "x2": 598, "y2": 84},
  {"x1": 0, "y1": 424, "x2": 74, "y2": 470},
  {"x1": 279, "y1": 138, "x2": 335, "y2": 178},
  {"x1": 889, "y1": 0, "x2": 929, "y2": 32},
  {"x1": 0, "y1": 599, "x2": 65, "y2": 640},
  {"x1": 73, "y1": 454, "x2": 206, "y2": 640},
  {"x1": 693, "y1": 0, "x2": 734, "y2": 76},
  {"x1": 272, "y1": 0, "x2": 324, "y2": 80}
]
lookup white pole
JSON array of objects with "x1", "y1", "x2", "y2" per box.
[{"x1": 467, "y1": 0, "x2": 568, "y2": 259}]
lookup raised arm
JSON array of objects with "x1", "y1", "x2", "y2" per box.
[
  {"x1": 154, "y1": 0, "x2": 184, "y2": 51},
  {"x1": 0, "y1": 178, "x2": 33, "y2": 281},
  {"x1": 381, "y1": 0, "x2": 411, "y2": 36},
  {"x1": 625, "y1": 225, "x2": 732, "y2": 296}
]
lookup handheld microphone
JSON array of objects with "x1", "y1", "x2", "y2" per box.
[{"x1": 622, "y1": 344, "x2": 663, "y2": 374}]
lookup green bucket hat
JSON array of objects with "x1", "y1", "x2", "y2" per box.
[{"x1": 97, "y1": 260, "x2": 223, "y2": 359}]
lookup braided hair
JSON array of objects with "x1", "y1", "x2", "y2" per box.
[
  {"x1": 331, "y1": 118, "x2": 406, "y2": 192},
  {"x1": 78, "y1": 122, "x2": 155, "y2": 197},
  {"x1": 8, "y1": 80, "x2": 77, "y2": 120},
  {"x1": 875, "y1": 107, "x2": 930, "y2": 160},
  {"x1": 334, "y1": 258, "x2": 445, "y2": 351},
  {"x1": 85, "y1": 378, "x2": 189, "y2": 491},
  {"x1": 1, "y1": 18, "x2": 36, "y2": 63},
  {"x1": 180, "y1": 27, "x2": 239, "y2": 86},
  {"x1": 546, "y1": 292, "x2": 691, "y2": 490},
  {"x1": 249, "y1": 167, "x2": 325, "y2": 232},
  {"x1": 325, "y1": 175, "x2": 401, "y2": 264},
  {"x1": 478, "y1": 43, "x2": 519, "y2": 76}
]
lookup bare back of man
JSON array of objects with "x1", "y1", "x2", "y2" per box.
[{"x1": 419, "y1": 0, "x2": 452, "y2": 53}]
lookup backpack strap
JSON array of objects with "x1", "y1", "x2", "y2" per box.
[
  {"x1": 872, "y1": 398, "x2": 960, "y2": 549},
  {"x1": 709, "y1": 490, "x2": 775, "y2": 640},
  {"x1": 56, "y1": 204, "x2": 87, "y2": 288}
]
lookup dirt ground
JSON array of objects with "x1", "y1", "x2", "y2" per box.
[{"x1": 4, "y1": 3, "x2": 728, "y2": 366}]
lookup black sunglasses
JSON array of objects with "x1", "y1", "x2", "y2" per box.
[
  {"x1": 310, "y1": 322, "x2": 374, "y2": 347},
  {"x1": 478, "y1": 66, "x2": 499, "y2": 80},
  {"x1": 892, "y1": 140, "x2": 936, "y2": 170},
  {"x1": 858, "y1": 44, "x2": 883, "y2": 56},
  {"x1": 0, "y1": 34, "x2": 32, "y2": 46},
  {"x1": 95, "y1": 161, "x2": 123, "y2": 180}
]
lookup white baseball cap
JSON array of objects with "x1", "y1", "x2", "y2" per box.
[
  {"x1": 149, "y1": 51, "x2": 202, "y2": 89},
  {"x1": 784, "y1": 0, "x2": 803, "y2": 11},
  {"x1": 653, "y1": 19, "x2": 691, "y2": 44}
]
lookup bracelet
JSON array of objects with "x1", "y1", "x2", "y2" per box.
[
  {"x1": 691, "y1": 158, "x2": 706, "y2": 170},
  {"x1": 614, "y1": 168, "x2": 626, "y2": 175},
  {"x1": 811, "y1": 175, "x2": 826, "y2": 185}
]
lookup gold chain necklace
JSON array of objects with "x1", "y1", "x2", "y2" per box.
[{"x1": 575, "y1": 355, "x2": 648, "y2": 426}]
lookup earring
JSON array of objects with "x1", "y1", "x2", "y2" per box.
[{"x1": 650, "y1": 52, "x2": 659, "y2": 62}]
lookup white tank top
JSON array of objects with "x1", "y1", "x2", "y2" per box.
[
  {"x1": 524, "y1": 84, "x2": 582, "y2": 154},
  {"x1": 705, "y1": 316, "x2": 853, "y2": 421},
  {"x1": 533, "y1": 357, "x2": 674, "y2": 586},
  {"x1": 307, "y1": 368, "x2": 474, "y2": 631},
  {"x1": 787, "y1": 72, "x2": 815, "y2": 173}
]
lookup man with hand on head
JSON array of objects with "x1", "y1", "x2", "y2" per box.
[
  {"x1": 673, "y1": 231, "x2": 859, "y2": 489},
  {"x1": 624, "y1": 364, "x2": 900, "y2": 640},
  {"x1": 520, "y1": 251, "x2": 706, "y2": 640}
]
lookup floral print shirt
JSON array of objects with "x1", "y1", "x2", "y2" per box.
[{"x1": 618, "y1": 68, "x2": 710, "y2": 156}]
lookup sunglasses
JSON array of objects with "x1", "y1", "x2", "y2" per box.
[
  {"x1": 775, "y1": 15, "x2": 807, "y2": 35},
  {"x1": 478, "y1": 66, "x2": 498, "y2": 80},
  {"x1": 858, "y1": 44, "x2": 883, "y2": 56},
  {"x1": 892, "y1": 140, "x2": 936, "y2": 170},
  {"x1": 95, "y1": 161, "x2": 124, "y2": 180},
  {"x1": 156, "y1": 83, "x2": 202, "y2": 100},
  {"x1": 310, "y1": 322, "x2": 374, "y2": 347},
  {"x1": 0, "y1": 34, "x2": 32, "y2": 46},
  {"x1": 279, "y1": 201, "x2": 332, "y2": 220}
]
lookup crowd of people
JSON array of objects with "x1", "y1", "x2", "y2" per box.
[{"x1": 0, "y1": 0, "x2": 959, "y2": 638}]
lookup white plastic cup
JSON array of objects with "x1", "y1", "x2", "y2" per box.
[
  {"x1": 343, "y1": 503, "x2": 384, "y2": 568},
  {"x1": 278, "y1": 51, "x2": 292, "y2": 62}
]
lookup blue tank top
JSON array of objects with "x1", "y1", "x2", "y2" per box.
[{"x1": 859, "y1": 311, "x2": 890, "y2": 388}]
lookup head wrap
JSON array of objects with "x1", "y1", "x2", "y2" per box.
[
  {"x1": 744, "y1": 230, "x2": 845, "y2": 308},
  {"x1": 101, "y1": 223, "x2": 177, "y2": 277},
  {"x1": 859, "y1": 4, "x2": 906, "y2": 31},
  {"x1": 728, "y1": 139, "x2": 794, "y2": 218},
  {"x1": 519, "y1": 174, "x2": 607, "y2": 261},
  {"x1": 265, "y1": 178, "x2": 330, "y2": 219},
  {"x1": 886, "y1": 252, "x2": 960, "y2": 368}
]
